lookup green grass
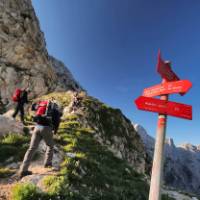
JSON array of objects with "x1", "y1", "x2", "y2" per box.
[
  {"x1": 47, "y1": 121, "x2": 149, "y2": 200},
  {"x1": 11, "y1": 183, "x2": 43, "y2": 200},
  {"x1": 0, "y1": 167, "x2": 15, "y2": 178},
  {"x1": 81, "y1": 96, "x2": 143, "y2": 150},
  {"x1": 10, "y1": 92, "x2": 150, "y2": 200},
  {"x1": 11, "y1": 116, "x2": 149, "y2": 200},
  {"x1": 1, "y1": 134, "x2": 29, "y2": 145},
  {"x1": 0, "y1": 133, "x2": 30, "y2": 163},
  {"x1": 42, "y1": 175, "x2": 68, "y2": 196}
]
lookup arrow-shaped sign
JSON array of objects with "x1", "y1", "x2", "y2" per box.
[
  {"x1": 135, "y1": 96, "x2": 192, "y2": 120},
  {"x1": 142, "y1": 80, "x2": 192, "y2": 97},
  {"x1": 157, "y1": 51, "x2": 179, "y2": 81}
]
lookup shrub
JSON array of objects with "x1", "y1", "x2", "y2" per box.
[
  {"x1": 11, "y1": 183, "x2": 42, "y2": 200},
  {"x1": 0, "y1": 134, "x2": 29, "y2": 163},
  {"x1": 0, "y1": 167, "x2": 15, "y2": 178},
  {"x1": 1, "y1": 134, "x2": 29, "y2": 146},
  {"x1": 42, "y1": 175, "x2": 68, "y2": 196}
]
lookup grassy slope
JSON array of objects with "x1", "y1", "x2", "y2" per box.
[
  {"x1": 0, "y1": 92, "x2": 175, "y2": 199},
  {"x1": 0, "y1": 134, "x2": 30, "y2": 170}
]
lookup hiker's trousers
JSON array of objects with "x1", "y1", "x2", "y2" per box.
[
  {"x1": 12, "y1": 102, "x2": 24, "y2": 122},
  {"x1": 20, "y1": 125, "x2": 54, "y2": 172}
]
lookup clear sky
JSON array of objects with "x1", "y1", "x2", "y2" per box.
[{"x1": 32, "y1": 0, "x2": 200, "y2": 146}]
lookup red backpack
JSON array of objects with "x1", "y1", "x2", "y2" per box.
[
  {"x1": 12, "y1": 89, "x2": 22, "y2": 102},
  {"x1": 36, "y1": 100, "x2": 50, "y2": 116}
]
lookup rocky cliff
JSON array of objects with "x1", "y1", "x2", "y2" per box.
[
  {"x1": 135, "y1": 124, "x2": 200, "y2": 197},
  {"x1": 0, "y1": 0, "x2": 82, "y2": 107},
  {"x1": 0, "y1": 1, "x2": 150, "y2": 199}
]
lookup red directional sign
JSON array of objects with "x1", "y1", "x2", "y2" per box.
[
  {"x1": 142, "y1": 80, "x2": 192, "y2": 97},
  {"x1": 157, "y1": 51, "x2": 179, "y2": 81},
  {"x1": 137, "y1": 51, "x2": 192, "y2": 199},
  {"x1": 135, "y1": 96, "x2": 192, "y2": 120}
]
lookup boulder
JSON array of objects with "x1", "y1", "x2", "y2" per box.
[{"x1": 0, "y1": 115, "x2": 24, "y2": 136}]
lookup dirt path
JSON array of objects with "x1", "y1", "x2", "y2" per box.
[
  {"x1": 0, "y1": 166, "x2": 58, "y2": 200},
  {"x1": 0, "y1": 175, "x2": 18, "y2": 200}
]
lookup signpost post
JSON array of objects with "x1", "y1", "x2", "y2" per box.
[
  {"x1": 149, "y1": 83, "x2": 168, "y2": 200},
  {"x1": 134, "y1": 51, "x2": 192, "y2": 200}
]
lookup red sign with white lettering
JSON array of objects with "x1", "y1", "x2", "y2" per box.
[
  {"x1": 157, "y1": 51, "x2": 179, "y2": 81},
  {"x1": 142, "y1": 80, "x2": 192, "y2": 97},
  {"x1": 136, "y1": 51, "x2": 192, "y2": 199},
  {"x1": 135, "y1": 96, "x2": 192, "y2": 120}
]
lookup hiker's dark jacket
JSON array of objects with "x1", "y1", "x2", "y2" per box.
[{"x1": 19, "y1": 91, "x2": 28, "y2": 104}]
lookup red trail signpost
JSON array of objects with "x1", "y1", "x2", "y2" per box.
[
  {"x1": 157, "y1": 50, "x2": 180, "y2": 81},
  {"x1": 135, "y1": 96, "x2": 192, "y2": 120},
  {"x1": 142, "y1": 80, "x2": 192, "y2": 97},
  {"x1": 134, "y1": 51, "x2": 192, "y2": 200}
]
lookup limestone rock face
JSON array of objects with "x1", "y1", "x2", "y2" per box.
[
  {"x1": 162, "y1": 188, "x2": 199, "y2": 200},
  {"x1": 50, "y1": 56, "x2": 82, "y2": 92},
  {"x1": 134, "y1": 124, "x2": 154, "y2": 157},
  {"x1": 0, "y1": 0, "x2": 82, "y2": 106},
  {"x1": 164, "y1": 142, "x2": 200, "y2": 196}
]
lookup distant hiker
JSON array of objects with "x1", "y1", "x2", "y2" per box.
[
  {"x1": 18, "y1": 99, "x2": 62, "y2": 178},
  {"x1": 0, "y1": 96, "x2": 4, "y2": 114},
  {"x1": 12, "y1": 88, "x2": 29, "y2": 124},
  {"x1": 71, "y1": 92, "x2": 81, "y2": 112}
]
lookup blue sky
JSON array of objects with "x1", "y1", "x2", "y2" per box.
[{"x1": 32, "y1": 0, "x2": 200, "y2": 145}]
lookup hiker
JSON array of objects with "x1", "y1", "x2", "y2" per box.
[
  {"x1": 71, "y1": 92, "x2": 81, "y2": 112},
  {"x1": 0, "y1": 95, "x2": 3, "y2": 114},
  {"x1": 18, "y1": 99, "x2": 62, "y2": 178},
  {"x1": 45, "y1": 97, "x2": 62, "y2": 134},
  {"x1": 12, "y1": 88, "x2": 29, "y2": 124}
]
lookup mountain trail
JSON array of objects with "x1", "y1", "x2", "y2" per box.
[{"x1": 0, "y1": 165, "x2": 59, "y2": 200}]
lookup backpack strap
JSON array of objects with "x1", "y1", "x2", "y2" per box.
[{"x1": 45, "y1": 100, "x2": 50, "y2": 116}]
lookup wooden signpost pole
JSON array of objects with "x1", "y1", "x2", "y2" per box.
[{"x1": 148, "y1": 79, "x2": 168, "y2": 200}]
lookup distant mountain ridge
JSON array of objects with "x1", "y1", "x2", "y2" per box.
[{"x1": 134, "y1": 124, "x2": 200, "y2": 196}]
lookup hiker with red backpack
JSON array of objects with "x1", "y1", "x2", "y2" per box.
[
  {"x1": 12, "y1": 88, "x2": 29, "y2": 124},
  {"x1": 18, "y1": 99, "x2": 62, "y2": 178}
]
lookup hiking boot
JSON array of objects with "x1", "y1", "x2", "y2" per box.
[
  {"x1": 18, "y1": 170, "x2": 32, "y2": 178},
  {"x1": 44, "y1": 163, "x2": 52, "y2": 168}
]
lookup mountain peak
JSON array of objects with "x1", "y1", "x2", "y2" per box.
[
  {"x1": 178, "y1": 143, "x2": 198, "y2": 152},
  {"x1": 136, "y1": 123, "x2": 200, "y2": 196},
  {"x1": 165, "y1": 138, "x2": 175, "y2": 148}
]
